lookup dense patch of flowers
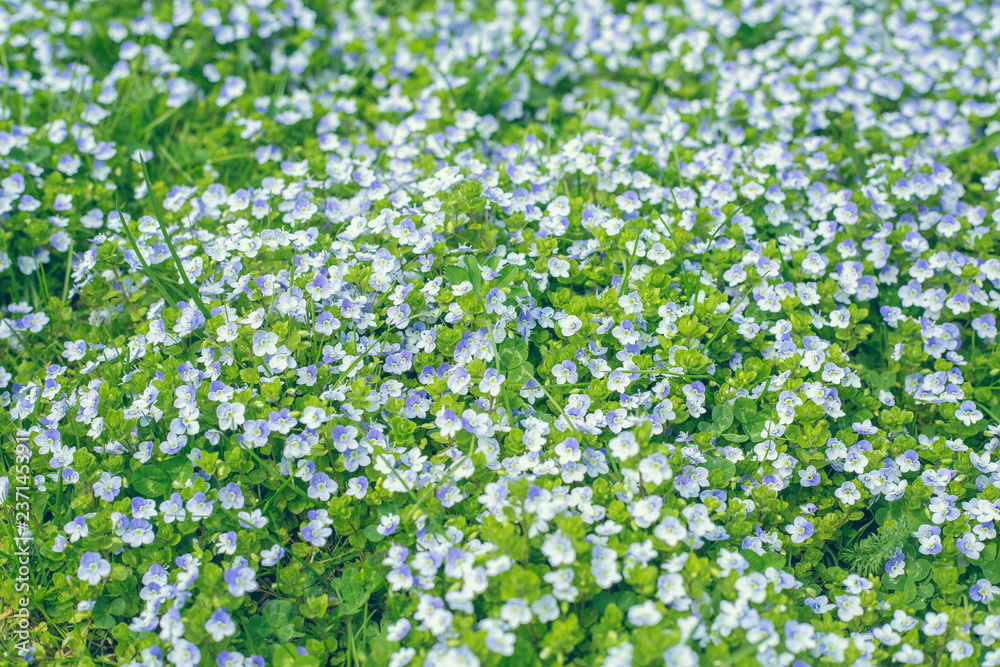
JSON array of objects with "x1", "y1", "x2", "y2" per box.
[{"x1": 3, "y1": 0, "x2": 1000, "y2": 665}]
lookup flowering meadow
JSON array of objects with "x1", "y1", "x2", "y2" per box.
[{"x1": 4, "y1": 0, "x2": 1000, "y2": 665}]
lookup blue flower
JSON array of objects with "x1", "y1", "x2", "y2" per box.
[{"x1": 77, "y1": 552, "x2": 111, "y2": 585}]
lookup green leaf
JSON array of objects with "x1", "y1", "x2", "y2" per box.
[
  {"x1": 495, "y1": 263, "x2": 519, "y2": 289},
  {"x1": 443, "y1": 264, "x2": 468, "y2": 286},
  {"x1": 734, "y1": 397, "x2": 757, "y2": 424},
  {"x1": 982, "y1": 559, "x2": 1000, "y2": 584},
  {"x1": 93, "y1": 613, "x2": 116, "y2": 629},
  {"x1": 160, "y1": 456, "x2": 194, "y2": 486},
  {"x1": 264, "y1": 600, "x2": 297, "y2": 630},
  {"x1": 333, "y1": 569, "x2": 374, "y2": 617},
  {"x1": 508, "y1": 362, "x2": 534, "y2": 387},
  {"x1": 464, "y1": 255, "x2": 483, "y2": 296},
  {"x1": 933, "y1": 566, "x2": 959, "y2": 587},
  {"x1": 712, "y1": 404, "x2": 734, "y2": 430},
  {"x1": 247, "y1": 614, "x2": 271, "y2": 644},
  {"x1": 900, "y1": 577, "x2": 918, "y2": 602},
  {"x1": 108, "y1": 598, "x2": 128, "y2": 616},
  {"x1": 910, "y1": 559, "x2": 931, "y2": 582},
  {"x1": 705, "y1": 458, "x2": 736, "y2": 484},
  {"x1": 300, "y1": 594, "x2": 329, "y2": 620},
  {"x1": 131, "y1": 466, "x2": 170, "y2": 496},
  {"x1": 499, "y1": 338, "x2": 529, "y2": 370},
  {"x1": 364, "y1": 523, "x2": 385, "y2": 543}
]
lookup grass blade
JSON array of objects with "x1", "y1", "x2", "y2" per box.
[
  {"x1": 138, "y1": 153, "x2": 211, "y2": 318},
  {"x1": 115, "y1": 194, "x2": 180, "y2": 314}
]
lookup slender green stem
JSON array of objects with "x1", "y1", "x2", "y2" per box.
[
  {"x1": 139, "y1": 154, "x2": 211, "y2": 318},
  {"x1": 703, "y1": 270, "x2": 769, "y2": 352},
  {"x1": 116, "y1": 198, "x2": 179, "y2": 313}
]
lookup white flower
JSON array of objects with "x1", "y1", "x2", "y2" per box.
[
  {"x1": 216, "y1": 402, "x2": 246, "y2": 430},
  {"x1": 77, "y1": 552, "x2": 111, "y2": 585},
  {"x1": 547, "y1": 257, "x2": 570, "y2": 278},
  {"x1": 558, "y1": 315, "x2": 583, "y2": 336},
  {"x1": 627, "y1": 600, "x2": 662, "y2": 626}
]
